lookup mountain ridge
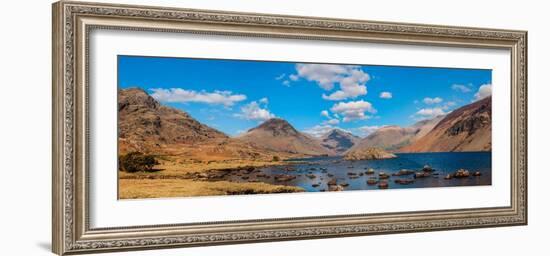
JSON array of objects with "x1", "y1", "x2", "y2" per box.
[
  {"x1": 318, "y1": 129, "x2": 361, "y2": 155},
  {"x1": 119, "y1": 88, "x2": 491, "y2": 159},
  {"x1": 118, "y1": 88, "x2": 300, "y2": 161},
  {"x1": 237, "y1": 118, "x2": 332, "y2": 156},
  {"x1": 346, "y1": 115, "x2": 445, "y2": 153},
  {"x1": 118, "y1": 88, "x2": 228, "y2": 153},
  {"x1": 399, "y1": 96, "x2": 492, "y2": 152}
]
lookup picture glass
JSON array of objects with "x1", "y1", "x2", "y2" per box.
[{"x1": 117, "y1": 55, "x2": 492, "y2": 199}]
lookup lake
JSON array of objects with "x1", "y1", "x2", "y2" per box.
[{"x1": 226, "y1": 152, "x2": 491, "y2": 192}]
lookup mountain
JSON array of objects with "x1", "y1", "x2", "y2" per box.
[
  {"x1": 118, "y1": 88, "x2": 228, "y2": 153},
  {"x1": 119, "y1": 88, "x2": 283, "y2": 161},
  {"x1": 399, "y1": 96, "x2": 491, "y2": 152},
  {"x1": 236, "y1": 118, "x2": 332, "y2": 156},
  {"x1": 319, "y1": 129, "x2": 361, "y2": 155},
  {"x1": 347, "y1": 115, "x2": 445, "y2": 153},
  {"x1": 409, "y1": 115, "x2": 446, "y2": 141}
]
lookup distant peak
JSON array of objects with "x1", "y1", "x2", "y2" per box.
[
  {"x1": 263, "y1": 118, "x2": 287, "y2": 124},
  {"x1": 248, "y1": 118, "x2": 299, "y2": 136},
  {"x1": 120, "y1": 87, "x2": 148, "y2": 94},
  {"x1": 321, "y1": 129, "x2": 360, "y2": 142},
  {"x1": 379, "y1": 125, "x2": 401, "y2": 130},
  {"x1": 329, "y1": 128, "x2": 344, "y2": 133},
  {"x1": 118, "y1": 87, "x2": 160, "y2": 110},
  {"x1": 256, "y1": 118, "x2": 291, "y2": 128},
  {"x1": 327, "y1": 128, "x2": 351, "y2": 136}
]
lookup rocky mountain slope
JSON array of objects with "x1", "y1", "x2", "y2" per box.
[
  {"x1": 118, "y1": 88, "x2": 289, "y2": 161},
  {"x1": 319, "y1": 129, "x2": 361, "y2": 155},
  {"x1": 118, "y1": 88, "x2": 228, "y2": 152},
  {"x1": 347, "y1": 115, "x2": 445, "y2": 153},
  {"x1": 236, "y1": 118, "x2": 332, "y2": 156},
  {"x1": 399, "y1": 96, "x2": 492, "y2": 152}
]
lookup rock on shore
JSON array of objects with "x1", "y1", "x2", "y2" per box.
[{"x1": 343, "y1": 147, "x2": 397, "y2": 161}]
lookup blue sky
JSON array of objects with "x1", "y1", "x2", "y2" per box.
[{"x1": 118, "y1": 55, "x2": 492, "y2": 137}]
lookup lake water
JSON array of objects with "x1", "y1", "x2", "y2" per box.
[{"x1": 226, "y1": 152, "x2": 491, "y2": 192}]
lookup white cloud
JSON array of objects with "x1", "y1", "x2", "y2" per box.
[
  {"x1": 423, "y1": 97, "x2": 443, "y2": 104},
  {"x1": 150, "y1": 88, "x2": 246, "y2": 107},
  {"x1": 415, "y1": 107, "x2": 446, "y2": 119},
  {"x1": 303, "y1": 125, "x2": 335, "y2": 138},
  {"x1": 325, "y1": 119, "x2": 340, "y2": 125},
  {"x1": 354, "y1": 125, "x2": 382, "y2": 137},
  {"x1": 289, "y1": 74, "x2": 299, "y2": 81},
  {"x1": 451, "y1": 84, "x2": 472, "y2": 93},
  {"x1": 234, "y1": 101, "x2": 275, "y2": 121},
  {"x1": 259, "y1": 97, "x2": 269, "y2": 104},
  {"x1": 292, "y1": 64, "x2": 370, "y2": 101},
  {"x1": 331, "y1": 100, "x2": 377, "y2": 122},
  {"x1": 474, "y1": 84, "x2": 492, "y2": 101},
  {"x1": 321, "y1": 110, "x2": 341, "y2": 125},
  {"x1": 442, "y1": 101, "x2": 457, "y2": 110},
  {"x1": 303, "y1": 125, "x2": 352, "y2": 138},
  {"x1": 379, "y1": 91, "x2": 392, "y2": 99},
  {"x1": 322, "y1": 69, "x2": 369, "y2": 101},
  {"x1": 294, "y1": 64, "x2": 348, "y2": 90},
  {"x1": 276, "y1": 74, "x2": 291, "y2": 87}
]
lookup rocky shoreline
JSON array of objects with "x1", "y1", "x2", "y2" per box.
[
  {"x1": 119, "y1": 154, "x2": 487, "y2": 198},
  {"x1": 177, "y1": 162, "x2": 485, "y2": 192}
]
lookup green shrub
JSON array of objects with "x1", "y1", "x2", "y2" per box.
[{"x1": 119, "y1": 152, "x2": 159, "y2": 173}]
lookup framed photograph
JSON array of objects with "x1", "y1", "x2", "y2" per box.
[{"x1": 52, "y1": 1, "x2": 527, "y2": 255}]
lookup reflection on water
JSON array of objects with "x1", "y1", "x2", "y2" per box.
[{"x1": 226, "y1": 152, "x2": 491, "y2": 192}]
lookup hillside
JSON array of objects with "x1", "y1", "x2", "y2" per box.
[
  {"x1": 399, "y1": 96, "x2": 492, "y2": 152},
  {"x1": 118, "y1": 88, "x2": 228, "y2": 153},
  {"x1": 347, "y1": 115, "x2": 444, "y2": 153},
  {"x1": 236, "y1": 118, "x2": 332, "y2": 156},
  {"x1": 118, "y1": 88, "x2": 287, "y2": 161},
  {"x1": 319, "y1": 129, "x2": 361, "y2": 155}
]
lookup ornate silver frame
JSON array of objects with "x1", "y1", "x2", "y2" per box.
[{"x1": 52, "y1": 1, "x2": 527, "y2": 255}]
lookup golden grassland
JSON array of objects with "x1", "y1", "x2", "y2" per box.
[
  {"x1": 119, "y1": 157, "x2": 289, "y2": 179},
  {"x1": 119, "y1": 178, "x2": 304, "y2": 199},
  {"x1": 118, "y1": 154, "x2": 306, "y2": 199}
]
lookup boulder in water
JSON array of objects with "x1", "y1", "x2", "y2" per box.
[
  {"x1": 395, "y1": 178, "x2": 414, "y2": 185},
  {"x1": 379, "y1": 172, "x2": 390, "y2": 179},
  {"x1": 274, "y1": 174, "x2": 296, "y2": 182},
  {"x1": 422, "y1": 165, "x2": 434, "y2": 172},
  {"x1": 414, "y1": 172, "x2": 430, "y2": 178},
  {"x1": 454, "y1": 169, "x2": 470, "y2": 178},
  {"x1": 393, "y1": 169, "x2": 414, "y2": 176},
  {"x1": 329, "y1": 185, "x2": 344, "y2": 191},
  {"x1": 305, "y1": 174, "x2": 316, "y2": 179},
  {"x1": 378, "y1": 181, "x2": 389, "y2": 189},
  {"x1": 367, "y1": 178, "x2": 378, "y2": 185}
]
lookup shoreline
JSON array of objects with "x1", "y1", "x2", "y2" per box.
[
  {"x1": 118, "y1": 157, "x2": 311, "y2": 199},
  {"x1": 119, "y1": 152, "x2": 491, "y2": 199}
]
